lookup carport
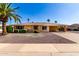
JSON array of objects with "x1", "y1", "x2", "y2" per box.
[{"x1": 49, "y1": 26, "x2": 59, "y2": 32}]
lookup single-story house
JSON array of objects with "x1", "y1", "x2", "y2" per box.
[
  {"x1": 68, "y1": 24, "x2": 79, "y2": 31},
  {"x1": 7, "y1": 22, "x2": 67, "y2": 32}
]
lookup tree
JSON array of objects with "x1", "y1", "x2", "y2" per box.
[
  {"x1": 47, "y1": 19, "x2": 50, "y2": 23},
  {"x1": 27, "y1": 18, "x2": 30, "y2": 23},
  {"x1": 0, "y1": 3, "x2": 21, "y2": 35},
  {"x1": 55, "y1": 20, "x2": 57, "y2": 23}
]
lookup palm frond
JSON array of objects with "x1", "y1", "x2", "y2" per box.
[
  {"x1": 0, "y1": 3, "x2": 21, "y2": 23},
  {"x1": 7, "y1": 3, "x2": 12, "y2": 8},
  {"x1": 13, "y1": 7, "x2": 20, "y2": 11},
  {"x1": 8, "y1": 13, "x2": 21, "y2": 23}
]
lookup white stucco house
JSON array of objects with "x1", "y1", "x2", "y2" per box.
[{"x1": 68, "y1": 24, "x2": 79, "y2": 31}]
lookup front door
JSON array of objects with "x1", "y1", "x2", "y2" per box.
[{"x1": 33, "y1": 26, "x2": 38, "y2": 30}]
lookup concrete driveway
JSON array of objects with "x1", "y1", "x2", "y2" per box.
[
  {"x1": 0, "y1": 32, "x2": 78, "y2": 56},
  {"x1": 0, "y1": 33, "x2": 75, "y2": 43}
]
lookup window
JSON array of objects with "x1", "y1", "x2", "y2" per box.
[
  {"x1": 42, "y1": 26, "x2": 47, "y2": 30},
  {"x1": 16, "y1": 26, "x2": 24, "y2": 29},
  {"x1": 34, "y1": 26, "x2": 38, "y2": 30}
]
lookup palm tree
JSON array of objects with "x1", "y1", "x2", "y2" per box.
[
  {"x1": 54, "y1": 20, "x2": 57, "y2": 23},
  {"x1": 47, "y1": 19, "x2": 50, "y2": 23},
  {"x1": 0, "y1": 3, "x2": 21, "y2": 35},
  {"x1": 27, "y1": 18, "x2": 30, "y2": 23}
]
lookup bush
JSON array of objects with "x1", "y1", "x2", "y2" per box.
[
  {"x1": 0, "y1": 26, "x2": 2, "y2": 29},
  {"x1": 14, "y1": 30, "x2": 18, "y2": 33},
  {"x1": 6, "y1": 26, "x2": 13, "y2": 33},
  {"x1": 19, "y1": 29, "x2": 26, "y2": 33},
  {"x1": 59, "y1": 27, "x2": 64, "y2": 31}
]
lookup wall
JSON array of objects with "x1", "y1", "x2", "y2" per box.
[
  {"x1": 24, "y1": 25, "x2": 32, "y2": 30},
  {"x1": 49, "y1": 26, "x2": 59, "y2": 32}
]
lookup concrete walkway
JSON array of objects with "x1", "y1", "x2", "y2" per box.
[
  {"x1": 53, "y1": 32, "x2": 79, "y2": 43},
  {"x1": 0, "y1": 32, "x2": 79, "y2": 56},
  {"x1": 0, "y1": 44, "x2": 79, "y2": 56}
]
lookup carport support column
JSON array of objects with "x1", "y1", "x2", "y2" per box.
[
  {"x1": 47, "y1": 26, "x2": 49, "y2": 32},
  {"x1": 39, "y1": 26, "x2": 41, "y2": 32},
  {"x1": 12, "y1": 26, "x2": 14, "y2": 32},
  {"x1": 64, "y1": 26, "x2": 67, "y2": 32}
]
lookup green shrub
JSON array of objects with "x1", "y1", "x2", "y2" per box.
[
  {"x1": 14, "y1": 30, "x2": 18, "y2": 33},
  {"x1": 59, "y1": 27, "x2": 64, "y2": 31},
  {"x1": 19, "y1": 29, "x2": 26, "y2": 33},
  {"x1": 6, "y1": 26, "x2": 13, "y2": 33},
  {"x1": 0, "y1": 26, "x2": 2, "y2": 29}
]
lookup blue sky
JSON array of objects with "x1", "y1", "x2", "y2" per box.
[{"x1": 8, "y1": 3, "x2": 79, "y2": 25}]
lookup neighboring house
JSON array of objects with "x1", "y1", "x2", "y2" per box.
[
  {"x1": 68, "y1": 24, "x2": 79, "y2": 31},
  {"x1": 7, "y1": 22, "x2": 67, "y2": 33}
]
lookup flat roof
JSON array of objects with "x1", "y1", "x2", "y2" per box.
[{"x1": 7, "y1": 22, "x2": 67, "y2": 26}]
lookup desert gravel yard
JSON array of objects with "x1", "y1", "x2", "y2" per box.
[{"x1": 0, "y1": 33, "x2": 75, "y2": 43}]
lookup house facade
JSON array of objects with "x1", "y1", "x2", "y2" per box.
[
  {"x1": 9, "y1": 22, "x2": 67, "y2": 32},
  {"x1": 68, "y1": 24, "x2": 79, "y2": 31}
]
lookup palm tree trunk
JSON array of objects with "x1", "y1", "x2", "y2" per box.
[{"x1": 2, "y1": 22, "x2": 7, "y2": 35}]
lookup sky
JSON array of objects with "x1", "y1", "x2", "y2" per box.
[{"x1": 8, "y1": 3, "x2": 79, "y2": 25}]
